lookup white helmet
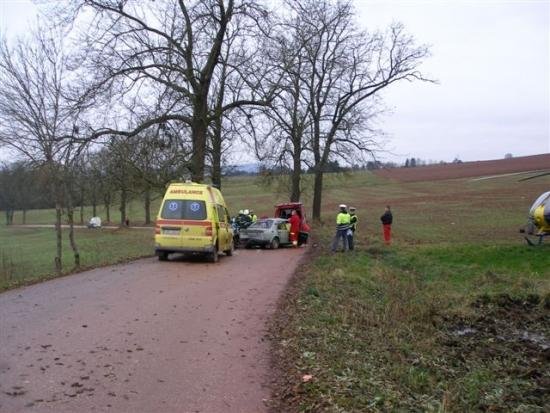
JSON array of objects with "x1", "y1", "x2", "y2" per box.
[
  {"x1": 339, "y1": 204, "x2": 347, "y2": 209},
  {"x1": 244, "y1": 209, "x2": 250, "y2": 215},
  {"x1": 239, "y1": 210, "x2": 244, "y2": 214}
]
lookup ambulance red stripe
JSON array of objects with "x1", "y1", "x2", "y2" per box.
[{"x1": 156, "y1": 219, "x2": 212, "y2": 226}]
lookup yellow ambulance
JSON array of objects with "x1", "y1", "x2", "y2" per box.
[{"x1": 154, "y1": 181, "x2": 234, "y2": 262}]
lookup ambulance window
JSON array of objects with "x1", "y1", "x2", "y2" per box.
[
  {"x1": 217, "y1": 205, "x2": 226, "y2": 223},
  {"x1": 161, "y1": 200, "x2": 207, "y2": 220}
]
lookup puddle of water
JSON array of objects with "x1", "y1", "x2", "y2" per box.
[
  {"x1": 454, "y1": 327, "x2": 477, "y2": 336},
  {"x1": 517, "y1": 330, "x2": 550, "y2": 350},
  {"x1": 453, "y1": 327, "x2": 549, "y2": 350}
]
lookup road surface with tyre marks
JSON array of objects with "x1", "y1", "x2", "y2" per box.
[{"x1": 0, "y1": 248, "x2": 305, "y2": 412}]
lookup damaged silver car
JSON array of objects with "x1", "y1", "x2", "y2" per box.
[{"x1": 239, "y1": 218, "x2": 291, "y2": 249}]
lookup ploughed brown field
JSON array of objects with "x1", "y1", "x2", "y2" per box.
[{"x1": 375, "y1": 153, "x2": 550, "y2": 182}]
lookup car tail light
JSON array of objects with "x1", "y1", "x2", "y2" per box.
[
  {"x1": 155, "y1": 222, "x2": 161, "y2": 234},
  {"x1": 205, "y1": 225, "x2": 213, "y2": 237}
]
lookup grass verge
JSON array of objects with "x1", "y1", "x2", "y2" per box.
[
  {"x1": 0, "y1": 226, "x2": 153, "y2": 290},
  {"x1": 270, "y1": 235, "x2": 550, "y2": 412}
]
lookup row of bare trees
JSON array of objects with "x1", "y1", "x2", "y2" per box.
[
  {"x1": 0, "y1": 135, "x2": 187, "y2": 225},
  {"x1": 0, "y1": 0, "x2": 430, "y2": 274}
]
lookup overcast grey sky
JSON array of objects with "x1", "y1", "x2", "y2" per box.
[
  {"x1": 357, "y1": 0, "x2": 550, "y2": 162},
  {"x1": 1, "y1": 0, "x2": 549, "y2": 163}
]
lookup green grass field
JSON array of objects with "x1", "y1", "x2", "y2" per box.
[
  {"x1": 0, "y1": 226, "x2": 153, "y2": 290},
  {"x1": 268, "y1": 172, "x2": 550, "y2": 412},
  {"x1": 1, "y1": 170, "x2": 549, "y2": 410}
]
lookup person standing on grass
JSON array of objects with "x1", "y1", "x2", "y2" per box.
[
  {"x1": 288, "y1": 210, "x2": 301, "y2": 247},
  {"x1": 331, "y1": 204, "x2": 351, "y2": 252},
  {"x1": 380, "y1": 205, "x2": 393, "y2": 245},
  {"x1": 348, "y1": 207, "x2": 358, "y2": 250}
]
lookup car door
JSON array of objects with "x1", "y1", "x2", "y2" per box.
[
  {"x1": 216, "y1": 205, "x2": 230, "y2": 250},
  {"x1": 277, "y1": 222, "x2": 290, "y2": 244}
]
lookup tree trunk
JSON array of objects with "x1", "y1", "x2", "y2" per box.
[
  {"x1": 22, "y1": 209, "x2": 26, "y2": 225},
  {"x1": 290, "y1": 145, "x2": 302, "y2": 202},
  {"x1": 54, "y1": 202, "x2": 63, "y2": 276},
  {"x1": 312, "y1": 170, "x2": 324, "y2": 221},
  {"x1": 211, "y1": 125, "x2": 222, "y2": 189},
  {"x1": 5, "y1": 210, "x2": 13, "y2": 225},
  {"x1": 65, "y1": 180, "x2": 80, "y2": 269},
  {"x1": 67, "y1": 205, "x2": 80, "y2": 269},
  {"x1": 144, "y1": 188, "x2": 151, "y2": 225},
  {"x1": 120, "y1": 188, "x2": 127, "y2": 226},
  {"x1": 105, "y1": 194, "x2": 111, "y2": 223},
  {"x1": 79, "y1": 189, "x2": 84, "y2": 224},
  {"x1": 92, "y1": 187, "x2": 97, "y2": 217},
  {"x1": 190, "y1": 100, "x2": 208, "y2": 183}
]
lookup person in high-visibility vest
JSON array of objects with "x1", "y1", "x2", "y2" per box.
[
  {"x1": 250, "y1": 210, "x2": 258, "y2": 222},
  {"x1": 348, "y1": 207, "x2": 358, "y2": 250},
  {"x1": 380, "y1": 205, "x2": 393, "y2": 245},
  {"x1": 331, "y1": 204, "x2": 351, "y2": 252},
  {"x1": 243, "y1": 209, "x2": 252, "y2": 225}
]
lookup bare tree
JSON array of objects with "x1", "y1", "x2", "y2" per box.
[
  {"x1": 0, "y1": 162, "x2": 43, "y2": 225},
  {"x1": 122, "y1": 126, "x2": 191, "y2": 224},
  {"x1": 0, "y1": 25, "x2": 88, "y2": 273},
  {"x1": 290, "y1": 0, "x2": 431, "y2": 220},
  {"x1": 255, "y1": 13, "x2": 312, "y2": 202},
  {"x1": 55, "y1": 0, "x2": 273, "y2": 184},
  {"x1": 246, "y1": 1, "x2": 429, "y2": 212}
]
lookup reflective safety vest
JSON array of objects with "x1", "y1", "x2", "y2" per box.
[
  {"x1": 336, "y1": 212, "x2": 351, "y2": 230},
  {"x1": 350, "y1": 214, "x2": 358, "y2": 231}
]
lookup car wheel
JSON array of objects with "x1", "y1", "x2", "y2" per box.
[
  {"x1": 225, "y1": 241, "x2": 234, "y2": 256},
  {"x1": 270, "y1": 237, "x2": 280, "y2": 249},
  {"x1": 158, "y1": 251, "x2": 169, "y2": 261},
  {"x1": 208, "y1": 246, "x2": 219, "y2": 263}
]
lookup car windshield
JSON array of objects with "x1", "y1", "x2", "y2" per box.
[
  {"x1": 161, "y1": 199, "x2": 207, "y2": 220},
  {"x1": 249, "y1": 219, "x2": 274, "y2": 229}
]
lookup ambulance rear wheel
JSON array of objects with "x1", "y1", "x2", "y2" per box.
[
  {"x1": 225, "y1": 241, "x2": 234, "y2": 257},
  {"x1": 208, "y1": 247, "x2": 219, "y2": 263}
]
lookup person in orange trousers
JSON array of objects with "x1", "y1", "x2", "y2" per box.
[
  {"x1": 380, "y1": 205, "x2": 393, "y2": 245},
  {"x1": 288, "y1": 210, "x2": 301, "y2": 247}
]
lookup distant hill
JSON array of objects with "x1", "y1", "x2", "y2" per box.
[{"x1": 374, "y1": 153, "x2": 550, "y2": 182}]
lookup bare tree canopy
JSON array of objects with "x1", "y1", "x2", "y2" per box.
[
  {"x1": 0, "y1": 26, "x2": 84, "y2": 165},
  {"x1": 0, "y1": 0, "x2": 431, "y2": 230},
  {"x1": 250, "y1": 0, "x2": 431, "y2": 219},
  {"x1": 57, "y1": 0, "x2": 274, "y2": 183},
  {"x1": 0, "y1": 23, "x2": 89, "y2": 273}
]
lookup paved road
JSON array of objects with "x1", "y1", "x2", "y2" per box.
[{"x1": 0, "y1": 248, "x2": 305, "y2": 412}]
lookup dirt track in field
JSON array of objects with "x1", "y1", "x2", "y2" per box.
[
  {"x1": 0, "y1": 248, "x2": 305, "y2": 413},
  {"x1": 375, "y1": 153, "x2": 550, "y2": 182}
]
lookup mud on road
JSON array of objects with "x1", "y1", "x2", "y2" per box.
[{"x1": 0, "y1": 248, "x2": 305, "y2": 413}]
